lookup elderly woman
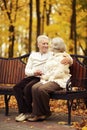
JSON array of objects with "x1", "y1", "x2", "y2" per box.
[{"x1": 28, "y1": 37, "x2": 73, "y2": 122}]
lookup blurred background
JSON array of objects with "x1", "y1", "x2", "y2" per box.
[{"x1": 0, "y1": 0, "x2": 87, "y2": 57}]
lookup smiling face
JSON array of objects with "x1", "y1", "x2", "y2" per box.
[{"x1": 37, "y1": 35, "x2": 49, "y2": 54}]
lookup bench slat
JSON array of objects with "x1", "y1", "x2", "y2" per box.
[{"x1": 0, "y1": 59, "x2": 26, "y2": 84}]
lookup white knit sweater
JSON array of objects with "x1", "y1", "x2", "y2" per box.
[{"x1": 41, "y1": 52, "x2": 72, "y2": 89}]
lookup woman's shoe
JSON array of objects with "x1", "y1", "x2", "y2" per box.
[
  {"x1": 28, "y1": 115, "x2": 46, "y2": 122},
  {"x1": 28, "y1": 112, "x2": 52, "y2": 122}
]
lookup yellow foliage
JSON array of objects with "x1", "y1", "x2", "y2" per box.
[
  {"x1": 82, "y1": 126, "x2": 87, "y2": 130},
  {"x1": 0, "y1": 0, "x2": 87, "y2": 57}
]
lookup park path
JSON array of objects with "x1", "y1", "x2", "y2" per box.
[{"x1": 0, "y1": 108, "x2": 83, "y2": 130}]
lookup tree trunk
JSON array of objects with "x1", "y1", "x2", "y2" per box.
[
  {"x1": 36, "y1": 0, "x2": 41, "y2": 51},
  {"x1": 8, "y1": 25, "x2": 15, "y2": 58},
  {"x1": 29, "y1": 0, "x2": 33, "y2": 53},
  {"x1": 41, "y1": 0, "x2": 46, "y2": 33},
  {"x1": 70, "y1": 0, "x2": 77, "y2": 54},
  {"x1": 46, "y1": 0, "x2": 51, "y2": 25}
]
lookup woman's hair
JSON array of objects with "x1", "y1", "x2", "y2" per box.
[
  {"x1": 51, "y1": 37, "x2": 66, "y2": 52},
  {"x1": 37, "y1": 35, "x2": 49, "y2": 43}
]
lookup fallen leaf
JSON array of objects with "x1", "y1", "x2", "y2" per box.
[{"x1": 58, "y1": 121, "x2": 67, "y2": 125}]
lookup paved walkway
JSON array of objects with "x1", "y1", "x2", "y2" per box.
[{"x1": 0, "y1": 108, "x2": 83, "y2": 130}]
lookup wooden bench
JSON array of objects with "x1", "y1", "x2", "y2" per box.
[{"x1": 0, "y1": 54, "x2": 87, "y2": 125}]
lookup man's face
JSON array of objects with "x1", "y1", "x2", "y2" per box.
[{"x1": 38, "y1": 39, "x2": 49, "y2": 54}]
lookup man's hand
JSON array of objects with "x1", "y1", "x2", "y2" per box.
[
  {"x1": 34, "y1": 70, "x2": 43, "y2": 76},
  {"x1": 61, "y1": 57, "x2": 71, "y2": 65}
]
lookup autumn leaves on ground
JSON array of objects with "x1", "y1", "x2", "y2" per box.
[{"x1": 0, "y1": 95, "x2": 87, "y2": 130}]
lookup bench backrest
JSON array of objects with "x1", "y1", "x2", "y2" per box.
[
  {"x1": 70, "y1": 55, "x2": 87, "y2": 89},
  {"x1": 0, "y1": 54, "x2": 29, "y2": 84}
]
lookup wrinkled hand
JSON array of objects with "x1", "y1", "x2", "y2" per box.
[
  {"x1": 61, "y1": 57, "x2": 70, "y2": 65},
  {"x1": 34, "y1": 70, "x2": 43, "y2": 76}
]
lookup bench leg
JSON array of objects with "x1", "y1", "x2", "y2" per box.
[
  {"x1": 67, "y1": 99, "x2": 73, "y2": 125},
  {"x1": 84, "y1": 98, "x2": 87, "y2": 108},
  {"x1": 4, "y1": 95, "x2": 11, "y2": 116}
]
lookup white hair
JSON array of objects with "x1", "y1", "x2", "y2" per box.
[
  {"x1": 51, "y1": 37, "x2": 66, "y2": 52},
  {"x1": 37, "y1": 35, "x2": 49, "y2": 43}
]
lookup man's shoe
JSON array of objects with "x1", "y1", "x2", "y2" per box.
[
  {"x1": 15, "y1": 113, "x2": 30, "y2": 122},
  {"x1": 28, "y1": 115, "x2": 47, "y2": 122},
  {"x1": 15, "y1": 113, "x2": 24, "y2": 120}
]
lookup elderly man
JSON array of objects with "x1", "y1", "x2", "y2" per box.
[{"x1": 14, "y1": 35, "x2": 51, "y2": 121}]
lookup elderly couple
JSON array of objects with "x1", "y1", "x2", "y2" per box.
[{"x1": 13, "y1": 35, "x2": 73, "y2": 122}]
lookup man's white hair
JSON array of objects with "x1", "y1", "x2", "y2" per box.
[{"x1": 37, "y1": 35, "x2": 49, "y2": 43}]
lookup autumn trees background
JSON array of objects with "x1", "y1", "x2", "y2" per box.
[{"x1": 0, "y1": 0, "x2": 87, "y2": 57}]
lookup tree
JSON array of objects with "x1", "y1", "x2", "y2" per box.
[
  {"x1": 2, "y1": 0, "x2": 19, "y2": 57},
  {"x1": 0, "y1": 0, "x2": 30, "y2": 57},
  {"x1": 29, "y1": 0, "x2": 33, "y2": 53},
  {"x1": 46, "y1": 0, "x2": 52, "y2": 26},
  {"x1": 70, "y1": 0, "x2": 77, "y2": 54},
  {"x1": 36, "y1": 0, "x2": 41, "y2": 51}
]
